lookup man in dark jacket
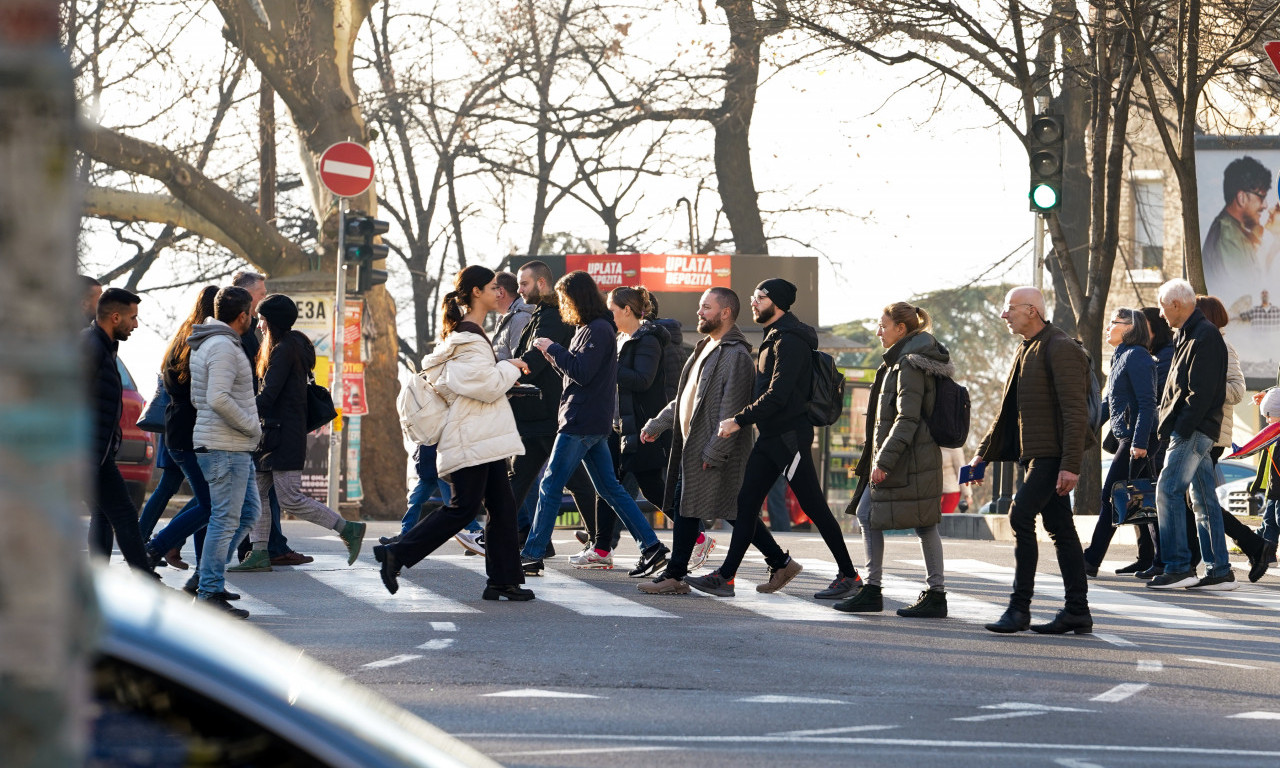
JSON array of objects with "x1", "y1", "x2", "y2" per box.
[
  {"x1": 506, "y1": 261, "x2": 596, "y2": 555},
  {"x1": 84, "y1": 287, "x2": 152, "y2": 572},
  {"x1": 1149, "y1": 279, "x2": 1233, "y2": 590},
  {"x1": 686, "y1": 278, "x2": 861, "y2": 599},
  {"x1": 971, "y1": 286, "x2": 1093, "y2": 635}
]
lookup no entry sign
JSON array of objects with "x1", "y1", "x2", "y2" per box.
[
  {"x1": 1267, "y1": 41, "x2": 1280, "y2": 77},
  {"x1": 319, "y1": 141, "x2": 374, "y2": 199}
]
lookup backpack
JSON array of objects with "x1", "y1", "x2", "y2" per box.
[
  {"x1": 1047, "y1": 335, "x2": 1105, "y2": 433},
  {"x1": 807, "y1": 349, "x2": 846, "y2": 427},
  {"x1": 396, "y1": 352, "x2": 456, "y2": 446},
  {"x1": 926, "y1": 375, "x2": 971, "y2": 448}
]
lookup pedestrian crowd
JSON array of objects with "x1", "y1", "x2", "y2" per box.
[{"x1": 81, "y1": 264, "x2": 1276, "y2": 628}]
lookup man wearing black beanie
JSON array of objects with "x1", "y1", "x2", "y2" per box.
[{"x1": 686, "y1": 278, "x2": 862, "y2": 598}]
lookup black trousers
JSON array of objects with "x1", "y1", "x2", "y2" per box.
[
  {"x1": 661, "y1": 473, "x2": 781, "y2": 580},
  {"x1": 717, "y1": 427, "x2": 856, "y2": 580},
  {"x1": 1008, "y1": 458, "x2": 1089, "y2": 614},
  {"x1": 591, "y1": 433, "x2": 666, "y2": 550},
  {"x1": 510, "y1": 433, "x2": 597, "y2": 536},
  {"x1": 88, "y1": 457, "x2": 150, "y2": 570},
  {"x1": 391, "y1": 460, "x2": 523, "y2": 586}
]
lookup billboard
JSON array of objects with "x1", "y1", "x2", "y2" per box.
[
  {"x1": 1195, "y1": 136, "x2": 1280, "y2": 383},
  {"x1": 566, "y1": 254, "x2": 732, "y2": 292}
]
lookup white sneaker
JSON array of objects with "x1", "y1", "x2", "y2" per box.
[
  {"x1": 690, "y1": 534, "x2": 716, "y2": 570},
  {"x1": 569, "y1": 549, "x2": 614, "y2": 569},
  {"x1": 454, "y1": 530, "x2": 485, "y2": 557}
]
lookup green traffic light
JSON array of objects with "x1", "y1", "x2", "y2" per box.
[{"x1": 1031, "y1": 184, "x2": 1059, "y2": 210}]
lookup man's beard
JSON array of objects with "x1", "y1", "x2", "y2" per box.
[
  {"x1": 523, "y1": 286, "x2": 543, "y2": 305},
  {"x1": 697, "y1": 316, "x2": 722, "y2": 334},
  {"x1": 753, "y1": 305, "x2": 775, "y2": 324}
]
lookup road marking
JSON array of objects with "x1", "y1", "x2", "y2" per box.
[
  {"x1": 417, "y1": 638, "x2": 455, "y2": 650},
  {"x1": 738, "y1": 694, "x2": 847, "y2": 705},
  {"x1": 430, "y1": 621, "x2": 457, "y2": 632},
  {"x1": 952, "y1": 711, "x2": 1042, "y2": 722},
  {"x1": 1093, "y1": 633, "x2": 1136, "y2": 647},
  {"x1": 154, "y1": 567, "x2": 286, "y2": 615},
  {"x1": 766, "y1": 725, "x2": 898, "y2": 737},
  {"x1": 1181, "y1": 657, "x2": 1261, "y2": 670},
  {"x1": 436, "y1": 555, "x2": 676, "y2": 618},
  {"x1": 1213, "y1": 585, "x2": 1280, "y2": 613},
  {"x1": 1092, "y1": 683, "x2": 1148, "y2": 702},
  {"x1": 686, "y1": 570, "x2": 866, "y2": 622},
  {"x1": 361, "y1": 654, "x2": 421, "y2": 669},
  {"x1": 300, "y1": 555, "x2": 480, "y2": 613},
  {"x1": 483, "y1": 688, "x2": 603, "y2": 699},
  {"x1": 982, "y1": 703, "x2": 1094, "y2": 712},
  {"x1": 1229, "y1": 711, "x2": 1280, "y2": 719},
  {"x1": 790, "y1": 557, "x2": 1000, "y2": 624},
  {"x1": 1137, "y1": 659, "x2": 1163, "y2": 671},
  {"x1": 927, "y1": 559, "x2": 1253, "y2": 630},
  {"x1": 492, "y1": 746, "x2": 680, "y2": 757},
  {"x1": 1055, "y1": 759, "x2": 1106, "y2": 768}
]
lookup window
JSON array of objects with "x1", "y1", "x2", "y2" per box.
[{"x1": 1133, "y1": 178, "x2": 1164, "y2": 270}]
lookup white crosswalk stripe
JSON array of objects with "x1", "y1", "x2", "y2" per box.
[
  {"x1": 154, "y1": 566, "x2": 286, "y2": 616},
  {"x1": 300, "y1": 554, "x2": 480, "y2": 613},
  {"x1": 787, "y1": 556, "x2": 1002, "y2": 624},
  {"x1": 1100, "y1": 559, "x2": 1280, "y2": 616},
  {"x1": 690, "y1": 560, "x2": 863, "y2": 622}
]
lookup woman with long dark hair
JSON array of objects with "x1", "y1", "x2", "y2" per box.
[
  {"x1": 521, "y1": 271, "x2": 669, "y2": 577},
  {"x1": 373, "y1": 266, "x2": 534, "y2": 600},
  {"x1": 231, "y1": 295, "x2": 366, "y2": 572}
]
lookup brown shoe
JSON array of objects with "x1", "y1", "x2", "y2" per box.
[
  {"x1": 638, "y1": 576, "x2": 691, "y2": 595},
  {"x1": 756, "y1": 556, "x2": 803, "y2": 593},
  {"x1": 163, "y1": 548, "x2": 189, "y2": 570},
  {"x1": 270, "y1": 550, "x2": 314, "y2": 566}
]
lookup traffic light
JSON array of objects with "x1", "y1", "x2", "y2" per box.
[
  {"x1": 1028, "y1": 113, "x2": 1064, "y2": 212},
  {"x1": 343, "y1": 214, "x2": 389, "y2": 294}
]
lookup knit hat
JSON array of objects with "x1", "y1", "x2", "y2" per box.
[
  {"x1": 755, "y1": 278, "x2": 797, "y2": 311},
  {"x1": 1261, "y1": 388, "x2": 1280, "y2": 420},
  {"x1": 257, "y1": 294, "x2": 298, "y2": 330}
]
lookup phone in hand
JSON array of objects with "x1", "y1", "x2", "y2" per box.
[{"x1": 959, "y1": 462, "x2": 986, "y2": 485}]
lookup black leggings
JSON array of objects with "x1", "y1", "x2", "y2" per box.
[
  {"x1": 592, "y1": 468, "x2": 666, "y2": 550},
  {"x1": 717, "y1": 428, "x2": 856, "y2": 580}
]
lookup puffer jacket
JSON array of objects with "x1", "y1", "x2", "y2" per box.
[
  {"x1": 428, "y1": 329, "x2": 525, "y2": 477},
  {"x1": 1216, "y1": 337, "x2": 1245, "y2": 448},
  {"x1": 855, "y1": 331, "x2": 950, "y2": 530},
  {"x1": 1106, "y1": 342, "x2": 1156, "y2": 449},
  {"x1": 83, "y1": 323, "x2": 123, "y2": 465},
  {"x1": 977, "y1": 323, "x2": 1094, "y2": 473},
  {"x1": 616, "y1": 321, "x2": 671, "y2": 472},
  {"x1": 255, "y1": 331, "x2": 315, "y2": 471},
  {"x1": 733, "y1": 312, "x2": 818, "y2": 437},
  {"x1": 188, "y1": 319, "x2": 261, "y2": 452}
]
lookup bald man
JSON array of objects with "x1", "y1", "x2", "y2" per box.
[{"x1": 968, "y1": 286, "x2": 1094, "y2": 635}]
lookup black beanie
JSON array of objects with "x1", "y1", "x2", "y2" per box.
[
  {"x1": 756, "y1": 278, "x2": 797, "y2": 311},
  {"x1": 257, "y1": 294, "x2": 298, "y2": 330}
]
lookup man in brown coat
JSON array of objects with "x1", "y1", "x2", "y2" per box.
[{"x1": 969, "y1": 286, "x2": 1094, "y2": 635}]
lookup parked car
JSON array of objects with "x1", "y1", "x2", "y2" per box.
[
  {"x1": 89, "y1": 566, "x2": 501, "y2": 768},
  {"x1": 114, "y1": 357, "x2": 154, "y2": 509}
]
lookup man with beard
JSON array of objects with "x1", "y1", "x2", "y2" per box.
[
  {"x1": 685, "y1": 278, "x2": 862, "y2": 598},
  {"x1": 1203, "y1": 156, "x2": 1279, "y2": 291}
]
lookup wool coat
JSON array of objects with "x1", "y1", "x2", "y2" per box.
[
  {"x1": 427, "y1": 329, "x2": 525, "y2": 477},
  {"x1": 616, "y1": 320, "x2": 671, "y2": 472},
  {"x1": 254, "y1": 331, "x2": 315, "y2": 472},
  {"x1": 643, "y1": 325, "x2": 755, "y2": 522},
  {"x1": 853, "y1": 331, "x2": 951, "y2": 531}
]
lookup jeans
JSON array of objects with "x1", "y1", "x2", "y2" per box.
[
  {"x1": 195, "y1": 450, "x2": 260, "y2": 598},
  {"x1": 88, "y1": 457, "x2": 151, "y2": 571},
  {"x1": 522, "y1": 433, "x2": 660, "y2": 560},
  {"x1": 1263, "y1": 500, "x2": 1280, "y2": 545},
  {"x1": 1007, "y1": 458, "x2": 1089, "y2": 614},
  {"x1": 509, "y1": 433, "x2": 597, "y2": 536},
  {"x1": 139, "y1": 446, "x2": 187, "y2": 540},
  {"x1": 400, "y1": 445, "x2": 454, "y2": 535},
  {"x1": 1156, "y1": 431, "x2": 1229, "y2": 576},
  {"x1": 147, "y1": 447, "x2": 212, "y2": 559}
]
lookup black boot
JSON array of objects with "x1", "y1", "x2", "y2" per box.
[
  {"x1": 984, "y1": 606, "x2": 1031, "y2": 634},
  {"x1": 833, "y1": 584, "x2": 882, "y2": 613},
  {"x1": 1030, "y1": 608, "x2": 1093, "y2": 635},
  {"x1": 483, "y1": 584, "x2": 536, "y2": 601},
  {"x1": 373, "y1": 545, "x2": 400, "y2": 595},
  {"x1": 896, "y1": 589, "x2": 948, "y2": 618}
]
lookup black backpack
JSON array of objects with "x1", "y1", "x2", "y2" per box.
[
  {"x1": 926, "y1": 375, "x2": 971, "y2": 448},
  {"x1": 807, "y1": 349, "x2": 846, "y2": 427}
]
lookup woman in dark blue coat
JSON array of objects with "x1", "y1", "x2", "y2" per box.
[{"x1": 1083, "y1": 308, "x2": 1156, "y2": 574}]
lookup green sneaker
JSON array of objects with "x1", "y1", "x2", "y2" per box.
[
  {"x1": 227, "y1": 549, "x2": 272, "y2": 572},
  {"x1": 340, "y1": 520, "x2": 367, "y2": 565}
]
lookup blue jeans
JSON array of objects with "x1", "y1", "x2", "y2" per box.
[
  {"x1": 1156, "y1": 432, "x2": 1228, "y2": 575},
  {"x1": 195, "y1": 450, "x2": 260, "y2": 597},
  {"x1": 147, "y1": 447, "x2": 211, "y2": 555},
  {"x1": 521, "y1": 433, "x2": 659, "y2": 560},
  {"x1": 139, "y1": 446, "x2": 187, "y2": 540},
  {"x1": 400, "y1": 445, "x2": 455, "y2": 534}
]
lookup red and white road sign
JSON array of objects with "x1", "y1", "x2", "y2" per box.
[
  {"x1": 1267, "y1": 41, "x2": 1280, "y2": 77},
  {"x1": 318, "y1": 141, "x2": 374, "y2": 199}
]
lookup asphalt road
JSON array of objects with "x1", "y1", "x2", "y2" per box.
[{"x1": 151, "y1": 521, "x2": 1280, "y2": 768}]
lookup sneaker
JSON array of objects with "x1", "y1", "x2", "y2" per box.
[
  {"x1": 1185, "y1": 571, "x2": 1238, "y2": 591},
  {"x1": 685, "y1": 572, "x2": 735, "y2": 597},
  {"x1": 195, "y1": 595, "x2": 249, "y2": 619},
  {"x1": 814, "y1": 572, "x2": 862, "y2": 600},
  {"x1": 629, "y1": 544, "x2": 669, "y2": 578},
  {"x1": 638, "y1": 576, "x2": 691, "y2": 595},
  {"x1": 227, "y1": 549, "x2": 272, "y2": 572},
  {"x1": 833, "y1": 584, "x2": 883, "y2": 613},
  {"x1": 896, "y1": 590, "x2": 948, "y2": 619},
  {"x1": 756, "y1": 555, "x2": 802, "y2": 593},
  {"x1": 690, "y1": 535, "x2": 716, "y2": 570},
  {"x1": 1135, "y1": 565, "x2": 1163, "y2": 580},
  {"x1": 455, "y1": 530, "x2": 486, "y2": 557},
  {"x1": 339, "y1": 520, "x2": 367, "y2": 565},
  {"x1": 181, "y1": 576, "x2": 240, "y2": 601},
  {"x1": 270, "y1": 550, "x2": 314, "y2": 566},
  {"x1": 569, "y1": 549, "x2": 614, "y2": 569},
  {"x1": 521, "y1": 557, "x2": 545, "y2": 577},
  {"x1": 144, "y1": 545, "x2": 166, "y2": 570},
  {"x1": 1146, "y1": 570, "x2": 1198, "y2": 589}
]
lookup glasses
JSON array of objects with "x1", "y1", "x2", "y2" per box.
[
  {"x1": 1001, "y1": 303, "x2": 1035, "y2": 313},
  {"x1": 1108, "y1": 318, "x2": 1132, "y2": 326},
  {"x1": 1245, "y1": 189, "x2": 1269, "y2": 201},
  {"x1": 750, "y1": 293, "x2": 769, "y2": 304}
]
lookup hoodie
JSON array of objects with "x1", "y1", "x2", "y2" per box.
[
  {"x1": 733, "y1": 311, "x2": 819, "y2": 438},
  {"x1": 188, "y1": 318, "x2": 261, "y2": 452},
  {"x1": 494, "y1": 296, "x2": 536, "y2": 361},
  {"x1": 546, "y1": 315, "x2": 620, "y2": 435}
]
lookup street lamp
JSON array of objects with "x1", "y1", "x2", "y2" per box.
[{"x1": 676, "y1": 197, "x2": 697, "y2": 254}]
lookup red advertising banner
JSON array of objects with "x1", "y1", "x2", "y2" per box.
[
  {"x1": 566, "y1": 254, "x2": 731, "y2": 292},
  {"x1": 326, "y1": 360, "x2": 368, "y2": 417}
]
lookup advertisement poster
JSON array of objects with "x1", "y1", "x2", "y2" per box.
[
  {"x1": 1195, "y1": 138, "x2": 1280, "y2": 383},
  {"x1": 566, "y1": 254, "x2": 731, "y2": 292}
]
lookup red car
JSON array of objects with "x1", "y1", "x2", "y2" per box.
[{"x1": 115, "y1": 357, "x2": 155, "y2": 509}]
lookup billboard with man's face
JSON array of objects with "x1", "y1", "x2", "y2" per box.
[{"x1": 1195, "y1": 136, "x2": 1280, "y2": 383}]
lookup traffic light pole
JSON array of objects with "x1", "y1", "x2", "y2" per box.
[
  {"x1": 1032, "y1": 213, "x2": 1044, "y2": 290},
  {"x1": 329, "y1": 203, "x2": 347, "y2": 510}
]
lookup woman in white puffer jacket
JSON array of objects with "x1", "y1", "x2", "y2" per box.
[{"x1": 373, "y1": 266, "x2": 535, "y2": 602}]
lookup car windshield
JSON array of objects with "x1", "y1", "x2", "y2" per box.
[
  {"x1": 1218, "y1": 462, "x2": 1255, "y2": 484},
  {"x1": 115, "y1": 358, "x2": 137, "y2": 391}
]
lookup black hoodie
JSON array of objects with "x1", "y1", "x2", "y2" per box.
[{"x1": 733, "y1": 311, "x2": 818, "y2": 438}]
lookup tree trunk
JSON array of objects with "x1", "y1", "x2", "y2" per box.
[{"x1": 714, "y1": 0, "x2": 769, "y2": 255}]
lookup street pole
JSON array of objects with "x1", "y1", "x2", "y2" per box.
[
  {"x1": 677, "y1": 197, "x2": 696, "y2": 253},
  {"x1": 1032, "y1": 213, "x2": 1044, "y2": 290},
  {"x1": 328, "y1": 203, "x2": 346, "y2": 510}
]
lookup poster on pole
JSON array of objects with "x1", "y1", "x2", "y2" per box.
[{"x1": 1195, "y1": 136, "x2": 1280, "y2": 385}]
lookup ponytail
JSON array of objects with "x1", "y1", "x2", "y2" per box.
[
  {"x1": 607, "y1": 285, "x2": 653, "y2": 321},
  {"x1": 439, "y1": 265, "x2": 497, "y2": 338},
  {"x1": 883, "y1": 301, "x2": 931, "y2": 334},
  {"x1": 440, "y1": 290, "x2": 464, "y2": 339}
]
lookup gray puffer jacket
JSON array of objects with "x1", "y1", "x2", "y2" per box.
[
  {"x1": 857, "y1": 331, "x2": 952, "y2": 531},
  {"x1": 188, "y1": 319, "x2": 261, "y2": 452}
]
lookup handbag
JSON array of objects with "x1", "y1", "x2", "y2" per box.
[
  {"x1": 306, "y1": 376, "x2": 339, "y2": 433},
  {"x1": 1111, "y1": 458, "x2": 1156, "y2": 526},
  {"x1": 136, "y1": 375, "x2": 170, "y2": 433}
]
